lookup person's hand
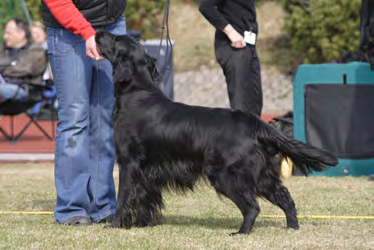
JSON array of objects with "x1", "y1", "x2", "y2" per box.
[
  {"x1": 86, "y1": 35, "x2": 104, "y2": 60},
  {"x1": 223, "y1": 24, "x2": 246, "y2": 49}
]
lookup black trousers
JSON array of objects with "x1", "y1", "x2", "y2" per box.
[{"x1": 215, "y1": 39, "x2": 263, "y2": 116}]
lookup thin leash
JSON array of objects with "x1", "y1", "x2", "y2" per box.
[{"x1": 155, "y1": 0, "x2": 172, "y2": 73}]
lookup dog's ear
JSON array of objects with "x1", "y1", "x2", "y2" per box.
[
  {"x1": 114, "y1": 61, "x2": 133, "y2": 83},
  {"x1": 146, "y1": 54, "x2": 162, "y2": 84}
]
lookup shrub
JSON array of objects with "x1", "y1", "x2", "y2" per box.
[
  {"x1": 280, "y1": 0, "x2": 361, "y2": 63},
  {"x1": 125, "y1": 0, "x2": 167, "y2": 38}
]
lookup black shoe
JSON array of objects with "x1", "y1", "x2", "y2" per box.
[
  {"x1": 99, "y1": 214, "x2": 114, "y2": 223},
  {"x1": 62, "y1": 216, "x2": 92, "y2": 226}
]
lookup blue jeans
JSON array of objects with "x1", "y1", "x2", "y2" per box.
[
  {"x1": 47, "y1": 16, "x2": 127, "y2": 223},
  {"x1": 0, "y1": 82, "x2": 27, "y2": 103}
]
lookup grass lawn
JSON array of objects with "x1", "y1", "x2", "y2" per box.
[{"x1": 0, "y1": 163, "x2": 373, "y2": 250}]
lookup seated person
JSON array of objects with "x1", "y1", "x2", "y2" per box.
[
  {"x1": 0, "y1": 18, "x2": 47, "y2": 104},
  {"x1": 30, "y1": 21, "x2": 53, "y2": 82},
  {"x1": 30, "y1": 21, "x2": 47, "y2": 50},
  {"x1": 29, "y1": 21, "x2": 57, "y2": 117}
]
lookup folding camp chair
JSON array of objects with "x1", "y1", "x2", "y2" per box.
[
  {"x1": 0, "y1": 80, "x2": 56, "y2": 143},
  {"x1": 30, "y1": 79, "x2": 58, "y2": 120}
]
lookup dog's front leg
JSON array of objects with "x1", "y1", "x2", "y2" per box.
[{"x1": 104, "y1": 156, "x2": 138, "y2": 229}]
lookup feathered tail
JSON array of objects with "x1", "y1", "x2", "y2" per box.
[{"x1": 256, "y1": 120, "x2": 338, "y2": 175}]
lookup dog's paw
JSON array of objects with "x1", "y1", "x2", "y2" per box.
[
  {"x1": 103, "y1": 224, "x2": 120, "y2": 229},
  {"x1": 229, "y1": 231, "x2": 250, "y2": 236},
  {"x1": 287, "y1": 221, "x2": 299, "y2": 230},
  {"x1": 103, "y1": 221, "x2": 122, "y2": 229}
]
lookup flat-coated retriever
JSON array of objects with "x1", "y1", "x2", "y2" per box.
[{"x1": 95, "y1": 30, "x2": 338, "y2": 235}]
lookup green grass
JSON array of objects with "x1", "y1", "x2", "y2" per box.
[{"x1": 0, "y1": 163, "x2": 373, "y2": 250}]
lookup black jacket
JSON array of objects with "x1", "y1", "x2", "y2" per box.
[
  {"x1": 360, "y1": 0, "x2": 374, "y2": 69},
  {"x1": 0, "y1": 43, "x2": 47, "y2": 86},
  {"x1": 199, "y1": 0, "x2": 258, "y2": 42},
  {"x1": 359, "y1": 0, "x2": 374, "y2": 51},
  {"x1": 41, "y1": 0, "x2": 127, "y2": 28}
]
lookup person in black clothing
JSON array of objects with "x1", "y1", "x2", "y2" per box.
[
  {"x1": 360, "y1": 0, "x2": 374, "y2": 181},
  {"x1": 360, "y1": 0, "x2": 374, "y2": 70},
  {"x1": 199, "y1": 0, "x2": 263, "y2": 116}
]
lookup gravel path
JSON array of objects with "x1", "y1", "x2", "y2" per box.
[{"x1": 174, "y1": 66, "x2": 293, "y2": 114}]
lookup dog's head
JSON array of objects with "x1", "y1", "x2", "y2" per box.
[{"x1": 95, "y1": 29, "x2": 161, "y2": 85}]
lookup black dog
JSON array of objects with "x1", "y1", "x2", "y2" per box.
[{"x1": 95, "y1": 30, "x2": 338, "y2": 235}]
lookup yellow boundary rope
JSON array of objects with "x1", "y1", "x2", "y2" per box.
[
  {"x1": 0, "y1": 211, "x2": 53, "y2": 215},
  {"x1": 0, "y1": 211, "x2": 373, "y2": 220},
  {"x1": 259, "y1": 214, "x2": 374, "y2": 220}
]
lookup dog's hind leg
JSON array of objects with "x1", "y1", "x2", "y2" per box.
[
  {"x1": 208, "y1": 172, "x2": 260, "y2": 236},
  {"x1": 228, "y1": 191, "x2": 260, "y2": 236},
  {"x1": 257, "y1": 168, "x2": 299, "y2": 229}
]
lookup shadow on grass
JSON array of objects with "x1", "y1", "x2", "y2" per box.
[
  {"x1": 164, "y1": 215, "x2": 284, "y2": 230},
  {"x1": 25, "y1": 199, "x2": 55, "y2": 211}
]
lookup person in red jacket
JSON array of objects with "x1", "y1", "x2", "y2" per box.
[
  {"x1": 42, "y1": 0, "x2": 127, "y2": 226},
  {"x1": 199, "y1": 0, "x2": 263, "y2": 116}
]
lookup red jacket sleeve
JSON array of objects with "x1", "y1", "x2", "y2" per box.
[{"x1": 43, "y1": 0, "x2": 96, "y2": 41}]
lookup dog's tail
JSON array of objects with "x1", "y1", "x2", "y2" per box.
[{"x1": 256, "y1": 119, "x2": 339, "y2": 175}]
